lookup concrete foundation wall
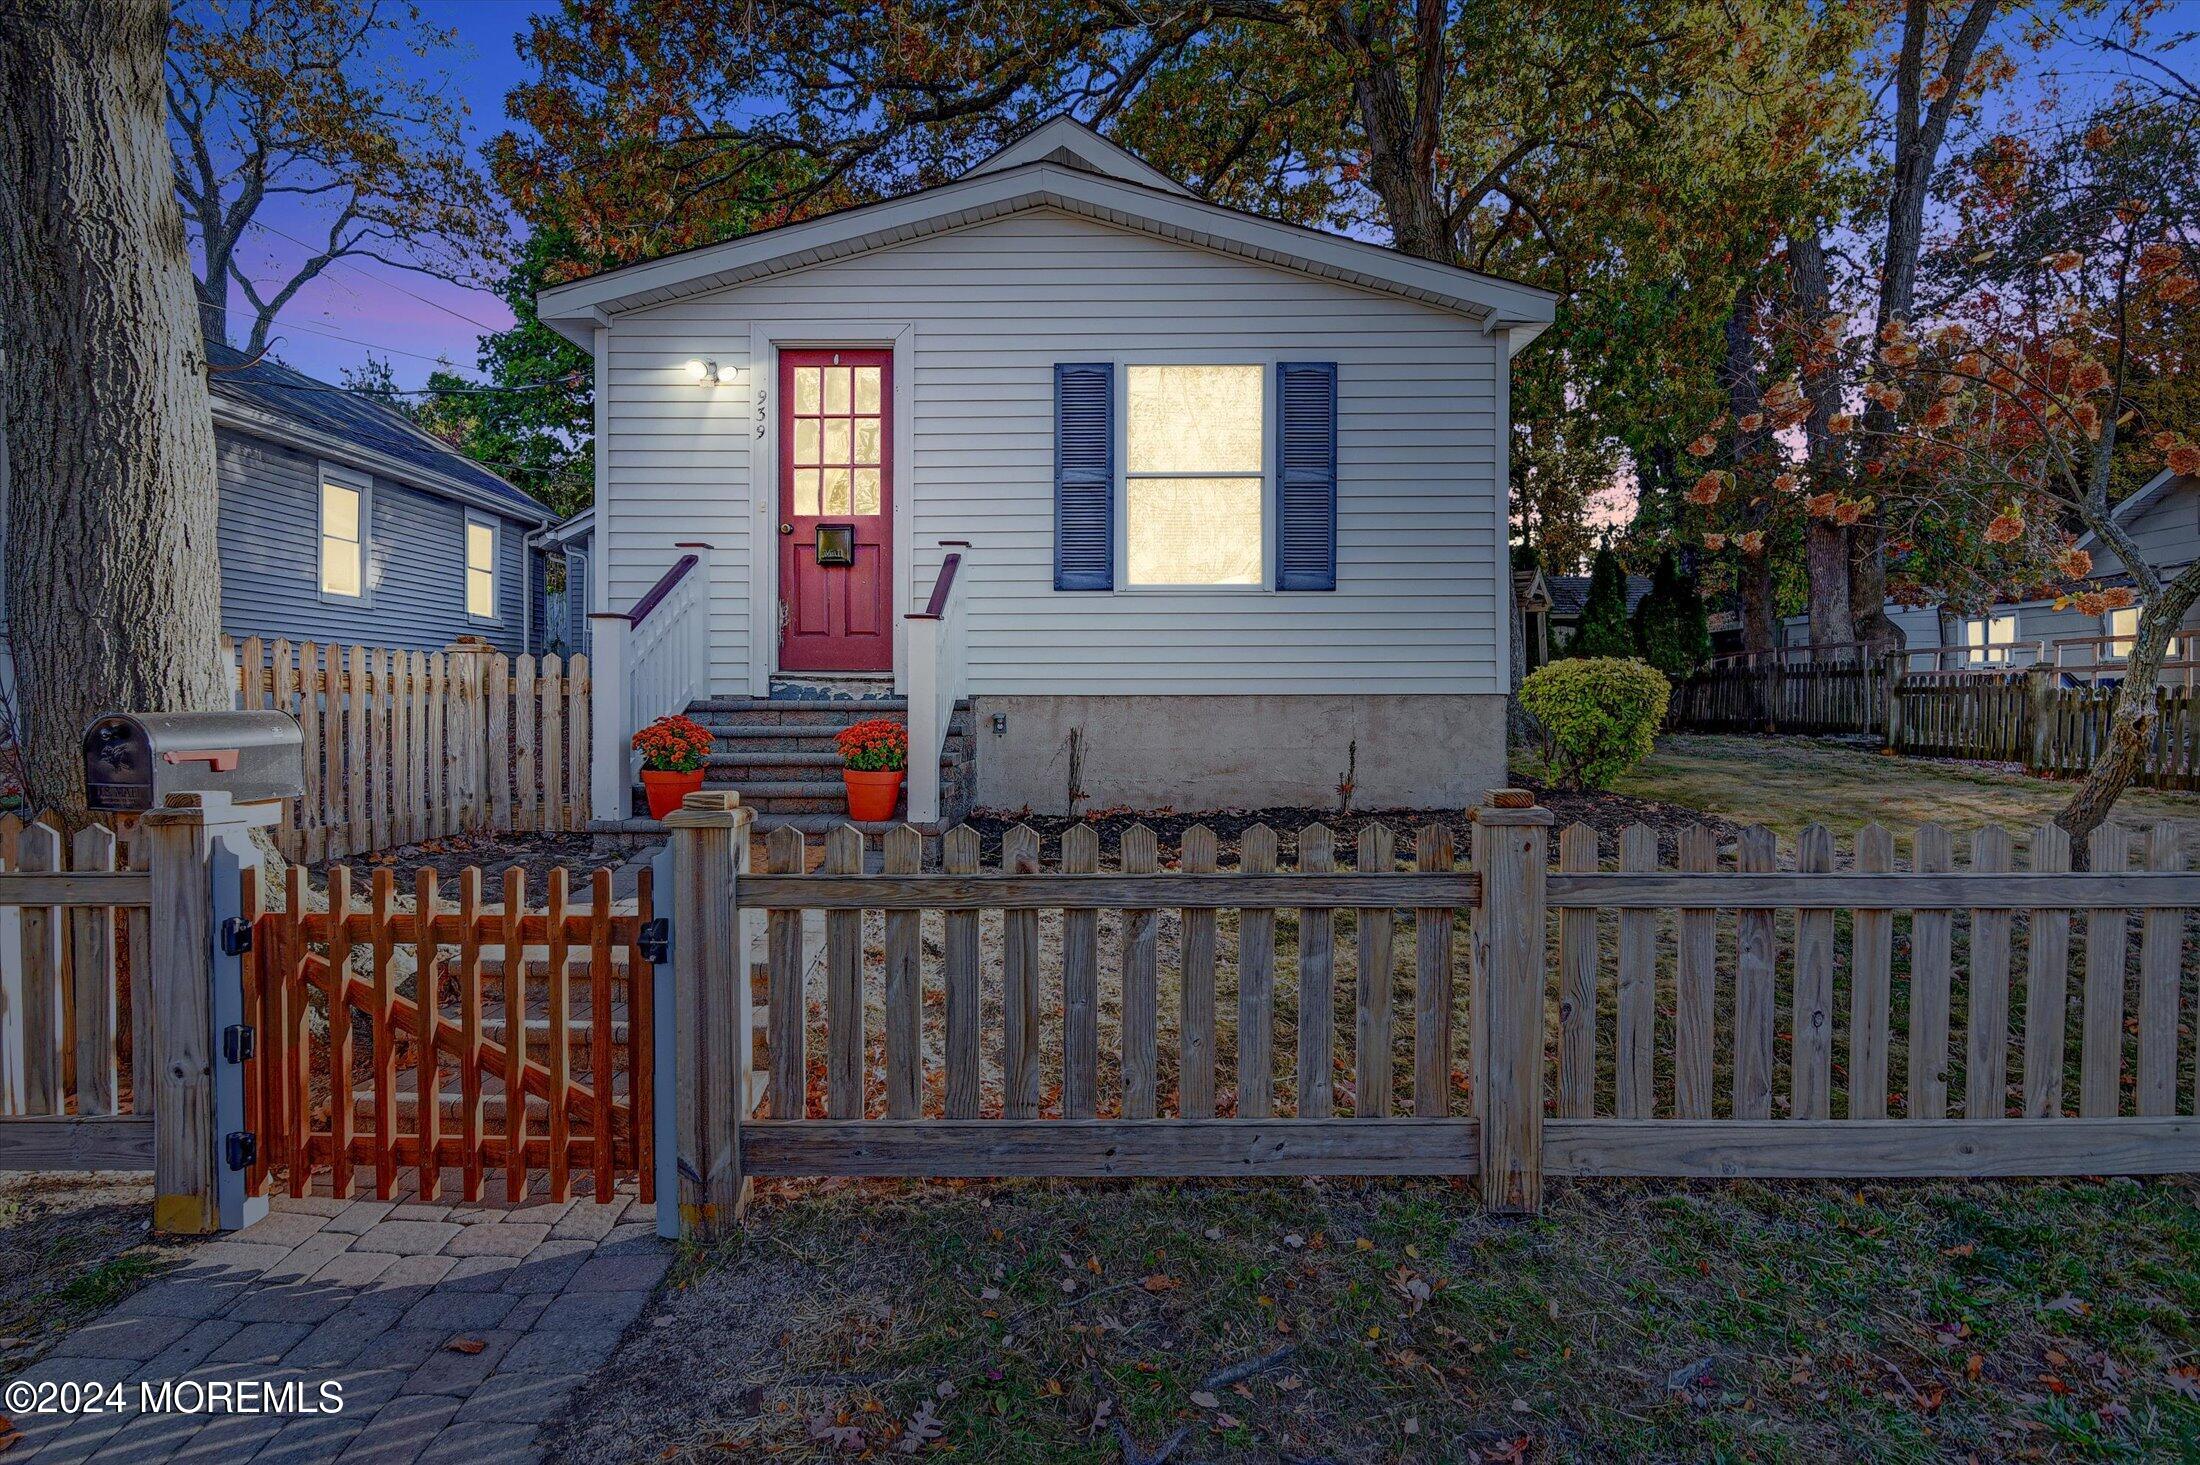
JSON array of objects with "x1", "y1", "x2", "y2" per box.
[{"x1": 971, "y1": 694, "x2": 1508, "y2": 815}]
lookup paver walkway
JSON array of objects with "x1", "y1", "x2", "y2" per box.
[{"x1": 9, "y1": 1187, "x2": 667, "y2": 1464}]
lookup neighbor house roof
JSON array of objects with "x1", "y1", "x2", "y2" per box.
[
  {"x1": 205, "y1": 341, "x2": 551, "y2": 525},
  {"x1": 537, "y1": 119, "x2": 1558, "y2": 350},
  {"x1": 2072, "y1": 467, "x2": 2192, "y2": 554},
  {"x1": 532, "y1": 505, "x2": 595, "y2": 550},
  {"x1": 1545, "y1": 573, "x2": 1652, "y2": 621}
]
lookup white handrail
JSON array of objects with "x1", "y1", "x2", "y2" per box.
[
  {"x1": 590, "y1": 543, "x2": 714, "y2": 821},
  {"x1": 903, "y1": 545, "x2": 969, "y2": 826}
]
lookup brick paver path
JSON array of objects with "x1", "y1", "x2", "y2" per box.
[{"x1": 8, "y1": 1189, "x2": 666, "y2": 1464}]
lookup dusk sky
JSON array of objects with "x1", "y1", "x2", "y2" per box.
[{"x1": 234, "y1": 0, "x2": 541, "y2": 388}]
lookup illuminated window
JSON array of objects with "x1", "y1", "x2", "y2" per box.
[
  {"x1": 1124, "y1": 365, "x2": 1264, "y2": 586},
  {"x1": 2106, "y1": 603, "x2": 2179, "y2": 659},
  {"x1": 320, "y1": 479, "x2": 365, "y2": 598},
  {"x1": 466, "y1": 518, "x2": 497, "y2": 619},
  {"x1": 1964, "y1": 612, "x2": 2019, "y2": 664}
]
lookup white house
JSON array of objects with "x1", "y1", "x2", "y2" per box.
[
  {"x1": 539, "y1": 120, "x2": 1555, "y2": 824},
  {"x1": 1782, "y1": 469, "x2": 2200, "y2": 671}
]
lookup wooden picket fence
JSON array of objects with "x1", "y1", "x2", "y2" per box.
[
  {"x1": 0, "y1": 812, "x2": 152, "y2": 1167},
  {"x1": 2031, "y1": 685, "x2": 2200, "y2": 790},
  {"x1": 1666, "y1": 651, "x2": 1888, "y2": 736},
  {"x1": 227, "y1": 635, "x2": 591, "y2": 861},
  {"x1": 1887, "y1": 670, "x2": 2033, "y2": 761},
  {"x1": 243, "y1": 861, "x2": 654, "y2": 1204},
  {"x1": 641, "y1": 791, "x2": 2197, "y2": 1234}
]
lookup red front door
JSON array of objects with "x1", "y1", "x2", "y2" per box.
[{"x1": 779, "y1": 349, "x2": 894, "y2": 672}]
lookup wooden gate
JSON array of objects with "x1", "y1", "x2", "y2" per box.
[{"x1": 246, "y1": 862, "x2": 656, "y2": 1204}]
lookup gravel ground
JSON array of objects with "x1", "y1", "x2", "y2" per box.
[{"x1": 0, "y1": 1172, "x2": 187, "y2": 1376}]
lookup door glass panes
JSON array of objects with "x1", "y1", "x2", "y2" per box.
[{"x1": 788, "y1": 357, "x2": 885, "y2": 518}]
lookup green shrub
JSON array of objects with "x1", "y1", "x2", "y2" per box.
[
  {"x1": 1519, "y1": 657, "x2": 1670, "y2": 789},
  {"x1": 1631, "y1": 548, "x2": 1712, "y2": 679},
  {"x1": 1565, "y1": 547, "x2": 1636, "y2": 659}
]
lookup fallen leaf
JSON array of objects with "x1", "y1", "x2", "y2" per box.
[
  {"x1": 1190, "y1": 1390, "x2": 1220, "y2": 1409},
  {"x1": 446, "y1": 1337, "x2": 488, "y2": 1355},
  {"x1": 1140, "y1": 1274, "x2": 1179, "y2": 1293},
  {"x1": 894, "y1": 1400, "x2": 944, "y2": 1455}
]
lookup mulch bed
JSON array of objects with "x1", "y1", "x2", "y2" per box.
[
  {"x1": 298, "y1": 830, "x2": 611, "y2": 893},
  {"x1": 967, "y1": 775, "x2": 1741, "y2": 869}
]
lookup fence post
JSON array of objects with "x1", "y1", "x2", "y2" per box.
[
  {"x1": 141, "y1": 792, "x2": 277, "y2": 1234},
  {"x1": 1881, "y1": 649, "x2": 1905, "y2": 750},
  {"x1": 1472, "y1": 788, "x2": 1552, "y2": 1215},
  {"x1": 590, "y1": 611, "x2": 631, "y2": 822},
  {"x1": 662, "y1": 790, "x2": 750, "y2": 1240},
  {"x1": 2023, "y1": 666, "x2": 2056, "y2": 773}
]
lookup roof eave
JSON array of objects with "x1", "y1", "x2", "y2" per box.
[{"x1": 210, "y1": 396, "x2": 553, "y2": 527}]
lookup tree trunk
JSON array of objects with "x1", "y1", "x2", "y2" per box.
[
  {"x1": 1719, "y1": 292, "x2": 1777, "y2": 653},
  {"x1": 1848, "y1": 518, "x2": 1898, "y2": 652},
  {"x1": 0, "y1": 0, "x2": 227, "y2": 818},
  {"x1": 2055, "y1": 591, "x2": 2197, "y2": 850},
  {"x1": 1786, "y1": 229, "x2": 1854, "y2": 649}
]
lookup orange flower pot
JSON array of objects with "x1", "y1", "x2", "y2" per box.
[
  {"x1": 843, "y1": 768, "x2": 904, "y2": 822},
  {"x1": 641, "y1": 767, "x2": 706, "y2": 819}
]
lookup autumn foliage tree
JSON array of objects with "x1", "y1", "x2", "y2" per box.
[{"x1": 1688, "y1": 94, "x2": 2200, "y2": 843}]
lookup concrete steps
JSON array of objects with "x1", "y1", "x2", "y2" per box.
[{"x1": 629, "y1": 693, "x2": 975, "y2": 825}]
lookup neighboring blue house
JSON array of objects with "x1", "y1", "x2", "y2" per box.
[{"x1": 201, "y1": 341, "x2": 554, "y2": 653}]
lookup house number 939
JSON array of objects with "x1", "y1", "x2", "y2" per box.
[{"x1": 755, "y1": 387, "x2": 768, "y2": 439}]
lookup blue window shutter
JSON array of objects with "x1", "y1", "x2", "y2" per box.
[
  {"x1": 1276, "y1": 361, "x2": 1338, "y2": 590},
  {"x1": 1054, "y1": 362, "x2": 1114, "y2": 590}
]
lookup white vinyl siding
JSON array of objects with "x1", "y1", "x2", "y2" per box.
[{"x1": 598, "y1": 208, "x2": 1505, "y2": 696}]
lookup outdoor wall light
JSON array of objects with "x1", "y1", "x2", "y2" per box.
[{"x1": 684, "y1": 358, "x2": 720, "y2": 385}]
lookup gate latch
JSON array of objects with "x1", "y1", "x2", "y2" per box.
[
  {"x1": 224, "y1": 1132, "x2": 257, "y2": 1172},
  {"x1": 219, "y1": 916, "x2": 253, "y2": 957},
  {"x1": 638, "y1": 917, "x2": 671, "y2": 966},
  {"x1": 223, "y1": 1023, "x2": 256, "y2": 1065}
]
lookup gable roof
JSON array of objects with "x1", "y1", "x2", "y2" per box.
[
  {"x1": 966, "y1": 117, "x2": 1193, "y2": 196},
  {"x1": 537, "y1": 122, "x2": 1557, "y2": 349},
  {"x1": 1545, "y1": 573, "x2": 1651, "y2": 621},
  {"x1": 205, "y1": 341, "x2": 550, "y2": 524},
  {"x1": 2072, "y1": 468, "x2": 2191, "y2": 554}
]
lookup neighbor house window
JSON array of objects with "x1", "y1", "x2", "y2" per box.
[
  {"x1": 465, "y1": 517, "x2": 497, "y2": 620},
  {"x1": 319, "y1": 477, "x2": 365, "y2": 598},
  {"x1": 1964, "y1": 612, "x2": 2019, "y2": 664},
  {"x1": 2106, "y1": 603, "x2": 2178, "y2": 660},
  {"x1": 1124, "y1": 364, "x2": 1263, "y2": 586}
]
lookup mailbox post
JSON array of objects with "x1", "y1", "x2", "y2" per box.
[
  {"x1": 85, "y1": 711, "x2": 303, "y2": 1234},
  {"x1": 142, "y1": 792, "x2": 278, "y2": 1233}
]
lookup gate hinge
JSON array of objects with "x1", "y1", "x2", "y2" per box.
[
  {"x1": 638, "y1": 917, "x2": 672, "y2": 966},
  {"x1": 219, "y1": 916, "x2": 253, "y2": 957},
  {"x1": 224, "y1": 1132, "x2": 257, "y2": 1172},
  {"x1": 223, "y1": 1024, "x2": 256, "y2": 1065}
]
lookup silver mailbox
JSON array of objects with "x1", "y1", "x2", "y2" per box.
[{"x1": 83, "y1": 711, "x2": 304, "y2": 814}]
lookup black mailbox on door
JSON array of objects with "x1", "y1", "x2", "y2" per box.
[{"x1": 83, "y1": 711, "x2": 305, "y2": 814}]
